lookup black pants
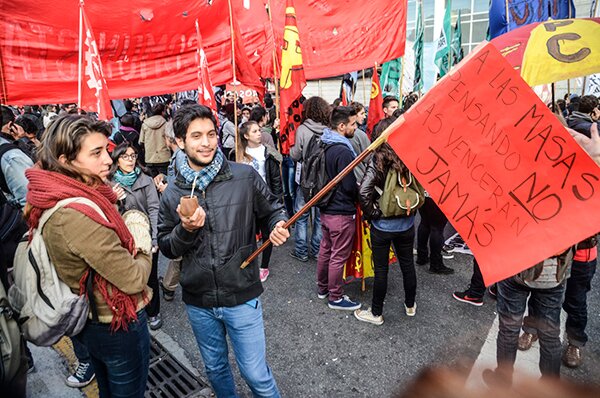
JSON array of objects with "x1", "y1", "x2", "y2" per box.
[
  {"x1": 417, "y1": 197, "x2": 448, "y2": 270},
  {"x1": 563, "y1": 259, "x2": 597, "y2": 347},
  {"x1": 258, "y1": 219, "x2": 273, "y2": 269},
  {"x1": 466, "y1": 258, "x2": 486, "y2": 298},
  {"x1": 370, "y1": 225, "x2": 416, "y2": 316},
  {"x1": 145, "y1": 252, "x2": 160, "y2": 317}
]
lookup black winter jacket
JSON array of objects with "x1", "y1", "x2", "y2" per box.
[
  {"x1": 566, "y1": 112, "x2": 600, "y2": 138},
  {"x1": 157, "y1": 160, "x2": 287, "y2": 308},
  {"x1": 358, "y1": 159, "x2": 385, "y2": 220}
]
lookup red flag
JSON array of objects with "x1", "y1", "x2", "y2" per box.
[
  {"x1": 229, "y1": 0, "x2": 264, "y2": 98},
  {"x1": 279, "y1": 0, "x2": 307, "y2": 155},
  {"x1": 195, "y1": 19, "x2": 217, "y2": 114},
  {"x1": 78, "y1": 1, "x2": 113, "y2": 120},
  {"x1": 366, "y1": 68, "x2": 383, "y2": 137}
]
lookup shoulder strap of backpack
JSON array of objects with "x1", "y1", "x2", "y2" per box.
[{"x1": 37, "y1": 197, "x2": 108, "y2": 231}]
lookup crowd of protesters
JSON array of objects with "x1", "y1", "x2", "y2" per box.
[{"x1": 1, "y1": 88, "x2": 599, "y2": 398}]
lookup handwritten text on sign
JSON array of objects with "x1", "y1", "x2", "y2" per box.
[{"x1": 388, "y1": 42, "x2": 600, "y2": 286}]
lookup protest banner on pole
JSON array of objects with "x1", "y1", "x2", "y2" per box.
[{"x1": 388, "y1": 42, "x2": 600, "y2": 286}]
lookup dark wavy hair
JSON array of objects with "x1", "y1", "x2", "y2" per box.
[
  {"x1": 302, "y1": 96, "x2": 331, "y2": 126},
  {"x1": 108, "y1": 142, "x2": 150, "y2": 179},
  {"x1": 371, "y1": 116, "x2": 406, "y2": 173}
]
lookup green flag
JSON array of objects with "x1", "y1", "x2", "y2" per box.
[
  {"x1": 381, "y1": 57, "x2": 402, "y2": 98},
  {"x1": 413, "y1": 0, "x2": 424, "y2": 92},
  {"x1": 434, "y1": 0, "x2": 452, "y2": 78},
  {"x1": 451, "y1": 9, "x2": 463, "y2": 65}
]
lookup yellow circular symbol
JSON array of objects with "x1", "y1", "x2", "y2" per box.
[{"x1": 370, "y1": 81, "x2": 379, "y2": 99}]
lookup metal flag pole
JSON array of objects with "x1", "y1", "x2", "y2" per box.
[
  {"x1": 241, "y1": 115, "x2": 406, "y2": 268},
  {"x1": 78, "y1": 0, "x2": 84, "y2": 110},
  {"x1": 227, "y1": 0, "x2": 240, "y2": 162}
]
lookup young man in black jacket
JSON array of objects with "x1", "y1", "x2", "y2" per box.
[
  {"x1": 316, "y1": 106, "x2": 361, "y2": 311},
  {"x1": 158, "y1": 104, "x2": 289, "y2": 397}
]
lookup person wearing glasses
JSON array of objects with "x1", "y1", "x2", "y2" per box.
[{"x1": 109, "y1": 143, "x2": 163, "y2": 330}]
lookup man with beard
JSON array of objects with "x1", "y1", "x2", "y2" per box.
[{"x1": 158, "y1": 104, "x2": 289, "y2": 397}]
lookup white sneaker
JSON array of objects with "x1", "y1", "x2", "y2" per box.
[
  {"x1": 354, "y1": 308, "x2": 384, "y2": 325},
  {"x1": 259, "y1": 268, "x2": 270, "y2": 282},
  {"x1": 405, "y1": 303, "x2": 417, "y2": 317}
]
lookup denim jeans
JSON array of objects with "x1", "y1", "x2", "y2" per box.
[
  {"x1": 416, "y1": 198, "x2": 448, "y2": 269},
  {"x1": 72, "y1": 334, "x2": 91, "y2": 363},
  {"x1": 78, "y1": 310, "x2": 150, "y2": 398},
  {"x1": 316, "y1": 214, "x2": 355, "y2": 301},
  {"x1": 563, "y1": 259, "x2": 597, "y2": 347},
  {"x1": 370, "y1": 225, "x2": 416, "y2": 316},
  {"x1": 281, "y1": 155, "x2": 296, "y2": 218},
  {"x1": 293, "y1": 187, "x2": 322, "y2": 258},
  {"x1": 496, "y1": 278, "x2": 565, "y2": 377},
  {"x1": 186, "y1": 301, "x2": 280, "y2": 398}
]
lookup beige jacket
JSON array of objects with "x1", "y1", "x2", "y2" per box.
[
  {"x1": 140, "y1": 115, "x2": 171, "y2": 164},
  {"x1": 43, "y1": 207, "x2": 152, "y2": 323}
]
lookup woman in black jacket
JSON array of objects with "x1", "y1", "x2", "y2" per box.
[
  {"x1": 355, "y1": 117, "x2": 417, "y2": 325},
  {"x1": 236, "y1": 121, "x2": 284, "y2": 282}
]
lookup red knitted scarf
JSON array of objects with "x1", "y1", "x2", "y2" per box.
[{"x1": 26, "y1": 168, "x2": 143, "y2": 332}]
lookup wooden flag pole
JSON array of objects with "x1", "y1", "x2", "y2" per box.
[
  {"x1": 241, "y1": 115, "x2": 406, "y2": 268},
  {"x1": 227, "y1": 0, "x2": 240, "y2": 162}
]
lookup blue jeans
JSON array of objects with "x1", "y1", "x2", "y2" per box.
[
  {"x1": 186, "y1": 300, "x2": 280, "y2": 398},
  {"x1": 78, "y1": 310, "x2": 150, "y2": 398},
  {"x1": 281, "y1": 155, "x2": 296, "y2": 218},
  {"x1": 496, "y1": 278, "x2": 565, "y2": 377},
  {"x1": 563, "y1": 259, "x2": 597, "y2": 347},
  {"x1": 293, "y1": 187, "x2": 322, "y2": 258}
]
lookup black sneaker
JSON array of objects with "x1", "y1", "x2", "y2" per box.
[
  {"x1": 452, "y1": 291, "x2": 483, "y2": 306},
  {"x1": 415, "y1": 257, "x2": 428, "y2": 266},
  {"x1": 289, "y1": 251, "x2": 309, "y2": 262},
  {"x1": 427, "y1": 265, "x2": 455, "y2": 275},
  {"x1": 66, "y1": 362, "x2": 95, "y2": 388},
  {"x1": 441, "y1": 249, "x2": 454, "y2": 259}
]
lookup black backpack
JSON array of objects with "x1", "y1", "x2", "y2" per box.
[{"x1": 300, "y1": 135, "x2": 341, "y2": 208}]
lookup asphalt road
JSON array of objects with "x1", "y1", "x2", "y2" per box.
[{"x1": 156, "y1": 226, "x2": 600, "y2": 397}]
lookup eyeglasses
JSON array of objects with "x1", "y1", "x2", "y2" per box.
[{"x1": 119, "y1": 154, "x2": 138, "y2": 161}]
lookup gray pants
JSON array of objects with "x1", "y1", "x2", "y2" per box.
[{"x1": 162, "y1": 258, "x2": 182, "y2": 291}]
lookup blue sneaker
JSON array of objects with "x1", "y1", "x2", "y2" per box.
[{"x1": 328, "y1": 295, "x2": 361, "y2": 311}]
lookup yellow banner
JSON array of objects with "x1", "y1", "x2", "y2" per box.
[{"x1": 521, "y1": 19, "x2": 600, "y2": 86}]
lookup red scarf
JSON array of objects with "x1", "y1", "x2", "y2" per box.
[{"x1": 26, "y1": 168, "x2": 144, "y2": 332}]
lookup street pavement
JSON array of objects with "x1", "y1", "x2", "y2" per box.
[{"x1": 28, "y1": 227, "x2": 600, "y2": 397}]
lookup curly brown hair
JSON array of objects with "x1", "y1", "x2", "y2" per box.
[
  {"x1": 371, "y1": 116, "x2": 406, "y2": 174},
  {"x1": 302, "y1": 96, "x2": 331, "y2": 126}
]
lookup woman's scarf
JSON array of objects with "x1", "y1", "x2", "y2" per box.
[
  {"x1": 26, "y1": 168, "x2": 144, "y2": 332},
  {"x1": 113, "y1": 167, "x2": 140, "y2": 188}
]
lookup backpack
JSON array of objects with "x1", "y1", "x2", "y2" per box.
[
  {"x1": 375, "y1": 168, "x2": 425, "y2": 217},
  {"x1": 0, "y1": 280, "x2": 25, "y2": 389},
  {"x1": 7, "y1": 197, "x2": 105, "y2": 347},
  {"x1": 517, "y1": 247, "x2": 574, "y2": 289},
  {"x1": 300, "y1": 135, "x2": 340, "y2": 208}
]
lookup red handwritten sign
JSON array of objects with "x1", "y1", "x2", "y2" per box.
[{"x1": 388, "y1": 42, "x2": 600, "y2": 286}]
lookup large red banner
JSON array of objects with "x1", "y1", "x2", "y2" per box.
[
  {"x1": 388, "y1": 42, "x2": 600, "y2": 286},
  {"x1": 0, "y1": 0, "x2": 407, "y2": 105}
]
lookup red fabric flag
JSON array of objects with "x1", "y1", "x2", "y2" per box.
[
  {"x1": 279, "y1": 0, "x2": 307, "y2": 155},
  {"x1": 366, "y1": 69, "x2": 383, "y2": 137},
  {"x1": 78, "y1": 1, "x2": 113, "y2": 120},
  {"x1": 195, "y1": 19, "x2": 217, "y2": 114},
  {"x1": 229, "y1": 1, "x2": 264, "y2": 98}
]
